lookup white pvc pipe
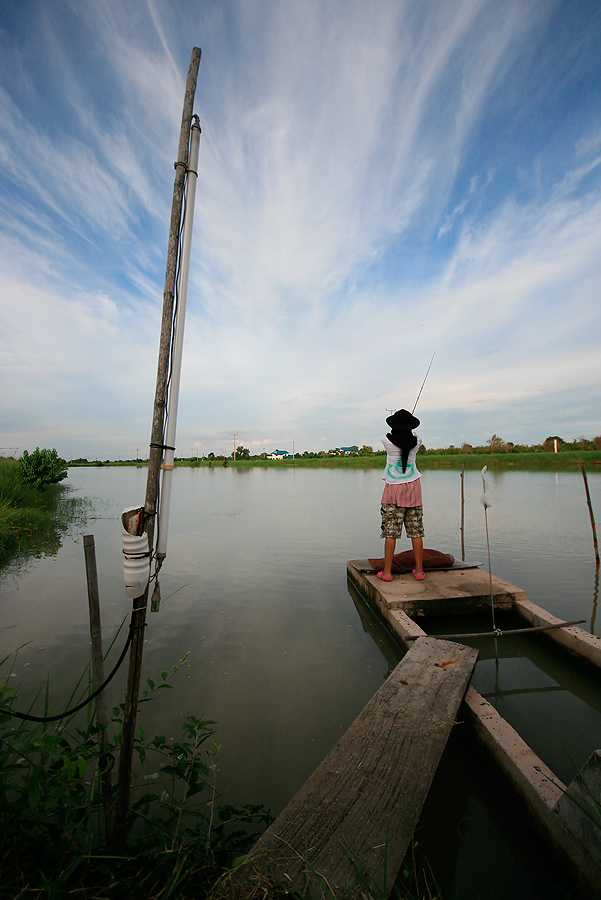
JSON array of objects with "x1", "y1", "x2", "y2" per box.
[{"x1": 156, "y1": 117, "x2": 201, "y2": 560}]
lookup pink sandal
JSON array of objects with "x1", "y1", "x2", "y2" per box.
[
  {"x1": 412, "y1": 569, "x2": 425, "y2": 581},
  {"x1": 376, "y1": 571, "x2": 393, "y2": 582}
]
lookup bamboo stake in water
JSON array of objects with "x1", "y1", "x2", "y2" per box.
[
  {"x1": 581, "y1": 465, "x2": 600, "y2": 564},
  {"x1": 460, "y1": 465, "x2": 465, "y2": 561},
  {"x1": 84, "y1": 534, "x2": 114, "y2": 844}
]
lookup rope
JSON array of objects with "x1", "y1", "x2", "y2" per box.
[{"x1": 0, "y1": 617, "x2": 135, "y2": 723}]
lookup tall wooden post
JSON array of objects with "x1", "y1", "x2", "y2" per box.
[
  {"x1": 114, "y1": 47, "x2": 201, "y2": 845},
  {"x1": 582, "y1": 465, "x2": 600, "y2": 564},
  {"x1": 84, "y1": 534, "x2": 114, "y2": 843},
  {"x1": 460, "y1": 464, "x2": 465, "y2": 561}
]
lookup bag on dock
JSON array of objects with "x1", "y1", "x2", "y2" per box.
[{"x1": 368, "y1": 547, "x2": 454, "y2": 573}]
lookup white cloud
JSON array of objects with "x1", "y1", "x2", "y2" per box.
[{"x1": 0, "y1": 0, "x2": 600, "y2": 458}]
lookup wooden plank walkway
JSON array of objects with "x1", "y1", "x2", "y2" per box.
[{"x1": 218, "y1": 636, "x2": 478, "y2": 900}]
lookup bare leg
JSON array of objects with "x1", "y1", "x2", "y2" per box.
[
  {"x1": 412, "y1": 537, "x2": 424, "y2": 576},
  {"x1": 383, "y1": 537, "x2": 396, "y2": 577}
]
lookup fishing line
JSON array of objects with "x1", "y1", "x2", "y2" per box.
[{"x1": 481, "y1": 466, "x2": 499, "y2": 664}]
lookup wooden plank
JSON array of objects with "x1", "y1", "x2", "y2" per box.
[
  {"x1": 221, "y1": 637, "x2": 478, "y2": 899},
  {"x1": 348, "y1": 558, "x2": 483, "y2": 572}
]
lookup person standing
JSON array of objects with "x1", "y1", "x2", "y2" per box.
[{"x1": 377, "y1": 409, "x2": 425, "y2": 582}]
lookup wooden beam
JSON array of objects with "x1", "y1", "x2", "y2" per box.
[{"x1": 220, "y1": 636, "x2": 478, "y2": 899}]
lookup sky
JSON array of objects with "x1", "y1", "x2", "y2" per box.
[{"x1": 1, "y1": 0, "x2": 600, "y2": 460}]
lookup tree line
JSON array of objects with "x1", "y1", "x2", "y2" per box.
[{"x1": 201, "y1": 434, "x2": 601, "y2": 461}]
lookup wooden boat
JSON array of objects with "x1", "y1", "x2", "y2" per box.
[{"x1": 346, "y1": 557, "x2": 601, "y2": 897}]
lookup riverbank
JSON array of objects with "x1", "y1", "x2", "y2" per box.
[
  {"x1": 71, "y1": 450, "x2": 601, "y2": 471},
  {"x1": 0, "y1": 457, "x2": 68, "y2": 569}
]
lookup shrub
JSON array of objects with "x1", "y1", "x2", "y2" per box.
[
  {"x1": 19, "y1": 447, "x2": 67, "y2": 490},
  {"x1": 0, "y1": 663, "x2": 271, "y2": 898}
]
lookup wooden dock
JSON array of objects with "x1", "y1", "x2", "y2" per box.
[
  {"x1": 348, "y1": 559, "x2": 526, "y2": 617},
  {"x1": 218, "y1": 636, "x2": 478, "y2": 900}
]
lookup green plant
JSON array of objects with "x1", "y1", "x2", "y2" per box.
[
  {"x1": 19, "y1": 447, "x2": 68, "y2": 490},
  {"x1": 0, "y1": 457, "x2": 89, "y2": 569},
  {"x1": 0, "y1": 660, "x2": 271, "y2": 899}
]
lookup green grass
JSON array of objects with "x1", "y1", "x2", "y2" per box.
[{"x1": 0, "y1": 457, "x2": 87, "y2": 569}]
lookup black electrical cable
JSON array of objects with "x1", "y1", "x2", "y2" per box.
[{"x1": 0, "y1": 616, "x2": 135, "y2": 723}]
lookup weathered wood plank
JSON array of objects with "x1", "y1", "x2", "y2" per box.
[{"x1": 220, "y1": 636, "x2": 478, "y2": 899}]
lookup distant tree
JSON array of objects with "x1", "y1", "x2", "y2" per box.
[
  {"x1": 360, "y1": 445, "x2": 374, "y2": 456},
  {"x1": 207, "y1": 452, "x2": 215, "y2": 459},
  {"x1": 593, "y1": 437, "x2": 601, "y2": 451},
  {"x1": 543, "y1": 436, "x2": 565, "y2": 452},
  {"x1": 486, "y1": 435, "x2": 505, "y2": 454},
  {"x1": 235, "y1": 446, "x2": 250, "y2": 459},
  {"x1": 461, "y1": 443, "x2": 473, "y2": 453}
]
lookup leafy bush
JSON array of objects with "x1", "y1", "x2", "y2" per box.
[
  {"x1": 1, "y1": 456, "x2": 84, "y2": 568},
  {"x1": 19, "y1": 447, "x2": 67, "y2": 490}
]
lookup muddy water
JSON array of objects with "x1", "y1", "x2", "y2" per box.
[{"x1": 1, "y1": 465, "x2": 599, "y2": 897}]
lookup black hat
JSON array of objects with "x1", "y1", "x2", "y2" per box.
[{"x1": 386, "y1": 409, "x2": 420, "y2": 430}]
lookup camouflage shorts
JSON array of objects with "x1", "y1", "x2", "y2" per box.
[{"x1": 380, "y1": 504, "x2": 424, "y2": 539}]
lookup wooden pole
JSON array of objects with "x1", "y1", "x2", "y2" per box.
[
  {"x1": 460, "y1": 464, "x2": 465, "y2": 561},
  {"x1": 84, "y1": 535, "x2": 106, "y2": 719},
  {"x1": 84, "y1": 534, "x2": 114, "y2": 843},
  {"x1": 581, "y1": 465, "x2": 600, "y2": 564},
  {"x1": 114, "y1": 47, "x2": 202, "y2": 846}
]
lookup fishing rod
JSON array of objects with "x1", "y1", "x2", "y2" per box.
[{"x1": 412, "y1": 351, "x2": 436, "y2": 414}]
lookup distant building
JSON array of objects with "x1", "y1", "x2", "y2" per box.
[{"x1": 267, "y1": 449, "x2": 291, "y2": 460}]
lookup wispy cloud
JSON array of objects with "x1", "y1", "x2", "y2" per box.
[{"x1": 0, "y1": 0, "x2": 600, "y2": 457}]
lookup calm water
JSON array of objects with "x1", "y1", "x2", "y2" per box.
[{"x1": 2, "y1": 465, "x2": 600, "y2": 897}]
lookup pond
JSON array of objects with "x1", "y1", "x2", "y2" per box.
[{"x1": 1, "y1": 464, "x2": 600, "y2": 897}]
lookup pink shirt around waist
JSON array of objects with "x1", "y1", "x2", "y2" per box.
[{"x1": 381, "y1": 478, "x2": 422, "y2": 508}]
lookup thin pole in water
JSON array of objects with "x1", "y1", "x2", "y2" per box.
[
  {"x1": 481, "y1": 466, "x2": 499, "y2": 662},
  {"x1": 582, "y1": 465, "x2": 600, "y2": 565},
  {"x1": 460, "y1": 465, "x2": 465, "y2": 561},
  {"x1": 84, "y1": 534, "x2": 114, "y2": 844}
]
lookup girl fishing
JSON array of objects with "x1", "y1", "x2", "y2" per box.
[{"x1": 377, "y1": 408, "x2": 425, "y2": 582}]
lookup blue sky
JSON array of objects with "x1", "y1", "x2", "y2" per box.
[{"x1": 1, "y1": 0, "x2": 600, "y2": 459}]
